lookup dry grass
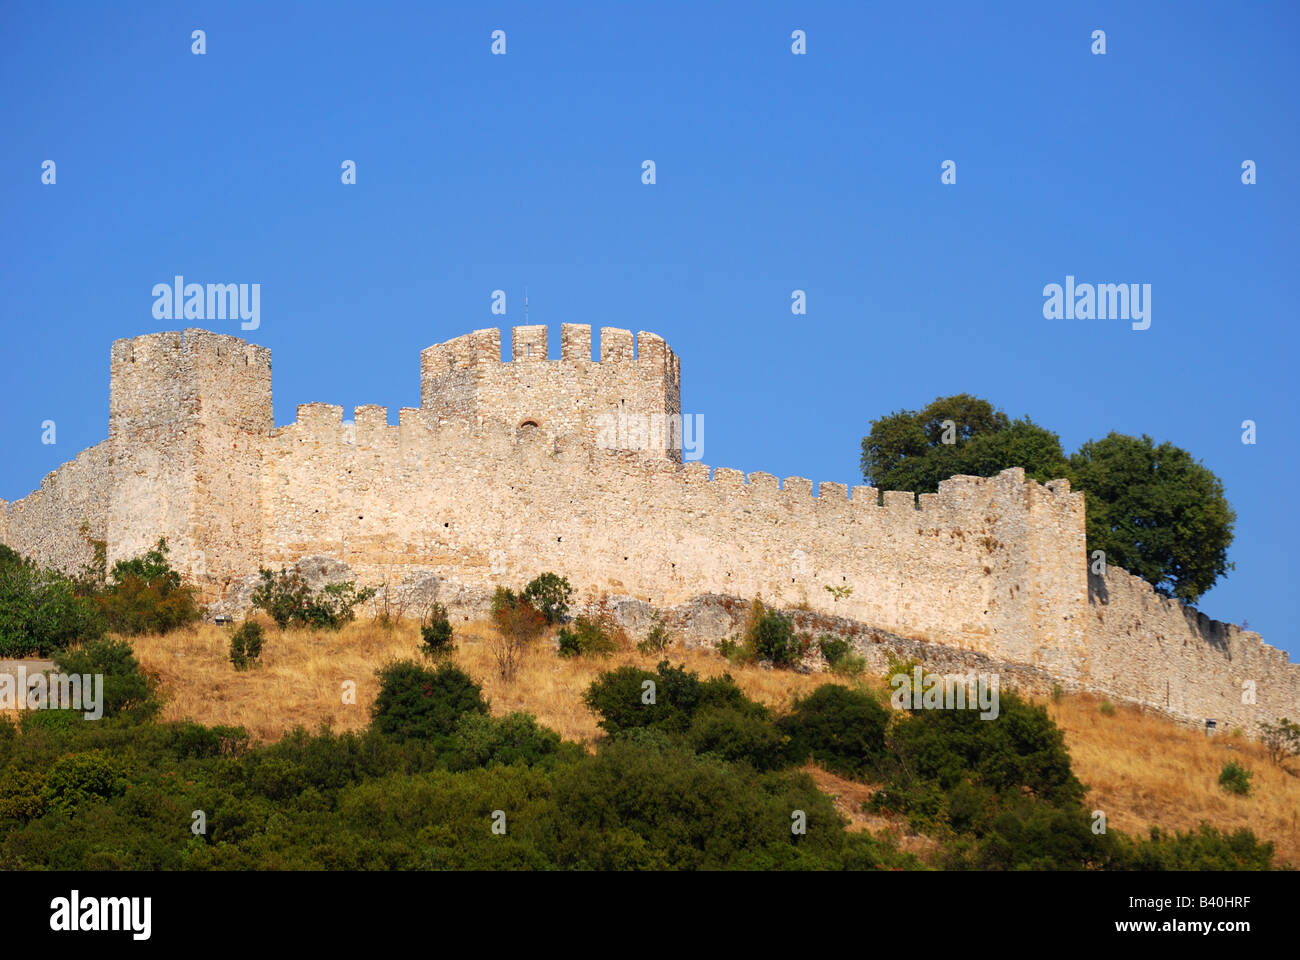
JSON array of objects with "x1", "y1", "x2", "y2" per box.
[
  {"x1": 130, "y1": 618, "x2": 838, "y2": 746},
  {"x1": 1043, "y1": 693, "x2": 1300, "y2": 867},
  {"x1": 128, "y1": 619, "x2": 1300, "y2": 865}
]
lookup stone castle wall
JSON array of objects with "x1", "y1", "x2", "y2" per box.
[
  {"x1": 1, "y1": 326, "x2": 1296, "y2": 733},
  {"x1": 1086, "y1": 566, "x2": 1299, "y2": 733},
  {"x1": 0, "y1": 441, "x2": 111, "y2": 576},
  {"x1": 106, "y1": 329, "x2": 272, "y2": 593},
  {"x1": 419, "y1": 324, "x2": 682, "y2": 461}
]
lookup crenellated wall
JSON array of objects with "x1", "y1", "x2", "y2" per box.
[
  {"x1": 258, "y1": 406, "x2": 1087, "y2": 673},
  {"x1": 1086, "y1": 566, "x2": 1300, "y2": 733},
  {"x1": 2, "y1": 325, "x2": 1296, "y2": 733},
  {"x1": 419, "y1": 324, "x2": 682, "y2": 461}
]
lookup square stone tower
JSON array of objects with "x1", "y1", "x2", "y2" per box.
[{"x1": 107, "y1": 329, "x2": 272, "y2": 600}]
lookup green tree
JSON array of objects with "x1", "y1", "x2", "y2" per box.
[
  {"x1": 521, "y1": 573, "x2": 573, "y2": 625},
  {"x1": 229, "y1": 621, "x2": 266, "y2": 670},
  {"x1": 0, "y1": 549, "x2": 105, "y2": 657},
  {"x1": 1068, "y1": 433, "x2": 1234, "y2": 602},
  {"x1": 371, "y1": 660, "x2": 489, "y2": 744},
  {"x1": 860, "y1": 394, "x2": 1067, "y2": 494},
  {"x1": 97, "y1": 538, "x2": 203, "y2": 636}
]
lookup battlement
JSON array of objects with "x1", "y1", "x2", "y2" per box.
[
  {"x1": 418, "y1": 325, "x2": 682, "y2": 460},
  {"x1": 4, "y1": 325, "x2": 1295, "y2": 737},
  {"x1": 419, "y1": 325, "x2": 676, "y2": 374},
  {"x1": 110, "y1": 329, "x2": 271, "y2": 370}
]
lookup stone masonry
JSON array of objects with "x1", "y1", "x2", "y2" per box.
[{"x1": 1, "y1": 326, "x2": 1296, "y2": 733}]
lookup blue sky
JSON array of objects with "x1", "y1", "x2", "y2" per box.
[{"x1": 2, "y1": 2, "x2": 1296, "y2": 655}]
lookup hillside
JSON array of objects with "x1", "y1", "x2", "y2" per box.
[{"x1": 123, "y1": 618, "x2": 1299, "y2": 868}]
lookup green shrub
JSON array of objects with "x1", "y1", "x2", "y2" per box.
[
  {"x1": 420, "y1": 602, "x2": 455, "y2": 659},
  {"x1": 371, "y1": 660, "x2": 489, "y2": 743},
  {"x1": 490, "y1": 586, "x2": 519, "y2": 616},
  {"x1": 583, "y1": 660, "x2": 761, "y2": 738},
  {"x1": 1218, "y1": 760, "x2": 1253, "y2": 796},
  {"x1": 750, "y1": 609, "x2": 803, "y2": 668},
  {"x1": 0, "y1": 766, "x2": 47, "y2": 822},
  {"x1": 883, "y1": 686, "x2": 1086, "y2": 816},
  {"x1": 251, "y1": 568, "x2": 375, "y2": 630},
  {"x1": 0, "y1": 548, "x2": 106, "y2": 657},
  {"x1": 686, "y1": 706, "x2": 787, "y2": 771},
  {"x1": 717, "y1": 636, "x2": 746, "y2": 664},
  {"x1": 1258, "y1": 717, "x2": 1300, "y2": 765},
  {"x1": 250, "y1": 568, "x2": 307, "y2": 629},
  {"x1": 722, "y1": 599, "x2": 806, "y2": 669},
  {"x1": 96, "y1": 539, "x2": 203, "y2": 635},
  {"x1": 1099, "y1": 700, "x2": 1116, "y2": 716},
  {"x1": 779, "y1": 684, "x2": 890, "y2": 779},
  {"x1": 521, "y1": 573, "x2": 572, "y2": 625},
  {"x1": 54, "y1": 637, "x2": 158, "y2": 719},
  {"x1": 557, "y1": 614, "x2": 623, "y2": 658},
  {"x1": 818, "y1": 635, "x2": 850, "y2": 665},
  {"x1": 830, "y1": 653, "x2": 866, "y2": 677},
  {"x1": 1114, "y1": 823, "x2": 1275, "y2": 870},
  {"x1": 453, "y1": 711, "x2": 565, "y2": 768},
  {"x1": 818, "y1": 636, "x2": 866, "y2": 676},
  {"x1": 548, "y1": 740, "x2": 855, "y2": 870},
  {"x1": 636, "y1": 613, "x2": 672, "y2": 655},
  {"x1": 229, "y1": 621, "x2": 265, "y2": 670},
  {"x1": 42, "y1": 750, "x2": 126, "y2": 813}
]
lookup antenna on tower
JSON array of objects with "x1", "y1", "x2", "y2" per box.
[{"x1": 524, "y1": 286, "x2": 529, "y2": 324}]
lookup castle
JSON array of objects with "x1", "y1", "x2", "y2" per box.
[{"x1": 2, "y1": 325, "x2": 1297, "y2": 733}]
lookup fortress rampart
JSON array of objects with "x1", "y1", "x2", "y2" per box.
[{"x1": 2, "y1": 326, "x2": 1296, "y2": 733}]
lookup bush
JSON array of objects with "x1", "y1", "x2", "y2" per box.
[
  {"x1": 1218, "y1": 760, "x2": 1253, "y2": 796},
  {"x1": 548, "y1": 740, "x2": 856, "y2": 870},
  {"x1": 636, "y1": 613, "x2": 673, "y2": 655},
  {"x1": 1259, "y1": 717, "x2": 1300, "y2": 766},
  {"x1": 521, "y1": 573, "x2": 572, "y2": 625},
  {"x1": 42, "y1": 750, "x2": 126, "y2": 813},
  {"x1": 0, "y1": 766, "x2": 47, "y2": 823},
  {"x1": 818, "y1": 635, "x2": 850, "y2": 665},
  {"x1": 883, "y1": 687, "x2": 1087, "y2": 829},
  {"x1": 371, "y1": 660, "x2": 489, "y2": 743},
  {"x1": 490, "y1": 596, "x2": 547, "y2": 682},
  {"x1": 490, "y1": 586, "x2": 518, "y2": 616},
  {"x1": 229, "y1": 621, "x2": 265, "y2": 670},
  {"x1": 54, "y1": 637, "x2": 158, "y2": 719},
  {"x1": 818, "y1": 635, "x2": 865, "y2": 676},
  {"x1": 557, "y1": 614, "x2": 623, "y2": 659},
  {"x1": 830, "y1": 653, "x2": 866, "y2": 677},
  {"x1": 452, "y1": 711, "x2": 565, "y2": 768},
  {"x1": 722, "y1": 600, "x2": 807, "y2": 669},
  {"x1": 1114, "y1": 823, "x2": 1275, "y2": 870},
  {"x1": 583, "y1": 660, "x2": 762, "y2": 738},
  {"x1": 1099, "y1": 700, "x2": 1116, "y2": 716},
  {"x1": 686, "y1": 706, "x2": 787, "y2": 771},
  {"x1": 750, "y1": 608, "x2": 803, "y2": 668},
  {"x1": 420, "y1": 602, "x2": 455, "y2": 659},
  {"x1": 251, "y1": 568, "x2": 375, "y2": 630},
  {"x1": 97, "y1": 538, "x2": 203, "y2": 636},
  {"x1": 779, "y1": 684, "x2": 890, "y2": 779},
  {"x1": 0, "y1": 549, "x2": 106, "y2": 657}
]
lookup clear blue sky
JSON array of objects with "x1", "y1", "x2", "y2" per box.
[{"x1": 2, "y1": 2, "x2": 1296, "y2": 656}]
